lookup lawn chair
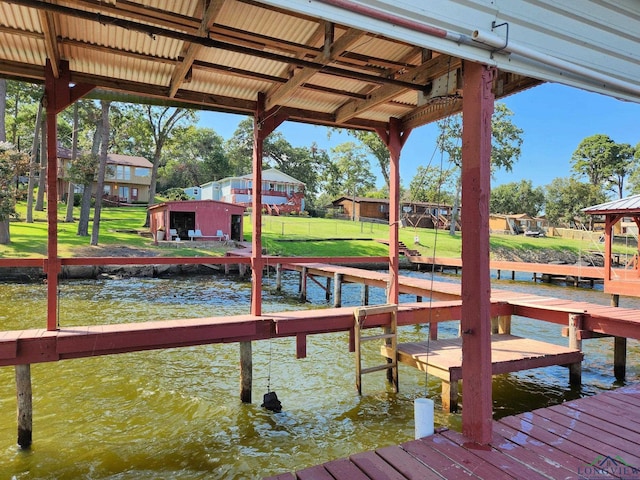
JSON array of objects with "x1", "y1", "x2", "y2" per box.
[{"x1": 169, "y1": 229, "x2": 178, "y2": 241}]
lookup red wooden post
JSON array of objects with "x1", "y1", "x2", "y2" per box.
[
  {"x1": 43, "y1": 60, "x2": 94, "y2": 331},
  {"x1": 604, "y1": 216, "x2": 614, "y2": 282},
  {"x1": 250, "y1": 94, "x2": 287, "y2": 316},
  {"x1": 376, "y1": 118, "x2": 411, "y2": 304},
  {"x1": 460, "y1": 60, "x2": 494, "y2": 445}
]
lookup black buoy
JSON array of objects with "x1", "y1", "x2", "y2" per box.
[{"x1": 261, "y1": 391, "x2": 282, "y2": 413}]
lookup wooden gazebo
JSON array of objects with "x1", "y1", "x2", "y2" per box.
[{"x1": 583, "y1": 195, "x2": 640, "y2": 298}]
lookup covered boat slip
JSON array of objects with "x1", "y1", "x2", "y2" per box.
[{"x1": 1, "y1": 0, "x2": 640, "y2": 450}]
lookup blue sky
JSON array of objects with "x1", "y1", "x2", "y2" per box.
[{"x1": 198, "y1": 82, "x2": 640, "y2": 192}]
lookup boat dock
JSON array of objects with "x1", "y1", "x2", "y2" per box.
[
  {"x1": 404, "y1": 255, "x2": 604, "y2": 285},
  {"x1": 266, "y1": 384, "x2": 640, "y2": 480}
]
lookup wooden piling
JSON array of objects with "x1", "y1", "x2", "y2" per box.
[
  {"x1": 299, "y1": 267, "x2": 307, "y2": 301},
  {"x1": 325, "y1": 277, "x2": 331, "y2": 302},
  {"x1": 360, "y1": 284, "x2": 369, "y2": 306},
  {"x1": 16, "y1": 364, "x2": 32, "y2": 449},
  {"x1": 333, "y1": 272, "x2": 343, "y2": 307},
  {"x1": 275, "y1": 263, "x2": 282, "y2": 292},
  {"x1": 611, "y1": 294, "x2": 626, "y2": 381},
  {"x1": 240, "y1": 341, "x2": 252, "y2": 403},
  {"x1": 568, "y1": 314, "x2": 582, "y2": 385}
]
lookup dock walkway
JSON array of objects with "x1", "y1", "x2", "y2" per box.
[{"x1": 266, "y1": 384, "x2": 640, "y2": 480}]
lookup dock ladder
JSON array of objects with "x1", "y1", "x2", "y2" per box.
[{"x1": 354, "y1": 304, "x2": 398, "y2": 394}]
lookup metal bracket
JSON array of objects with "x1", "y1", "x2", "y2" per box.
[{"x1": 490, "y1": 21, "x2": 509, "y2": 57}]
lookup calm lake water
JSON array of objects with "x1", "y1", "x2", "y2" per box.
[{"x1": 0, "y1": 269, "x2": 638, "y2": 479}]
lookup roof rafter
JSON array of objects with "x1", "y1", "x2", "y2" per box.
[
  {"x1": 169, "y1": 0, "x2": 225, "y2": 98},
  {"x1": 38, "y1": 10, "x2": 60, "y2": 78},
  {"x1": 266, "y1": 26, "x2": 366, "y2": 110},
  {"x1": 335, "y1": 55, "x2": 460, "y2": 124}
]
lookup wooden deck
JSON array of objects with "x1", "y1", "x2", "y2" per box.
[
  {"x1": 381, "y1": 334, "x2": 583, "y2": 411},
  {"x1": 265, "y1": 384, "x2": 640, "y2": 480}
]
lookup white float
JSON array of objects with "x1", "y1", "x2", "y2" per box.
[{"x1": 414, "y1": 397, "x2": 435, "y2": 439}]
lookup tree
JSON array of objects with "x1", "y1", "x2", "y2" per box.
[
  {"x1": 544, "y1": 177, "x2": 607, "y2": 228},
  {"x1": 0, "y1": 79, "x2": 5, "y2": 142},
  {"x1": 225, "y1": 117, "x2": 255, "y2": 176},
  {"x1": 490, "y1": 180, "x2": 545, "y2": 217},
  {"x1": 408, "y1": 165, "x2": 456, "y2": 204},
  {"x1": 336, "y1": 130, "x2": 391, "y2": 189},
  {"x1": 0, "y1": 142, "x2": 29, "y2": 244},
  {"x1": 90, "y1": 100, "x2": 111, "y2": 246},
  {"x1": 608, "y1": 142, "x2": 636, "y2": 198},
  {"x1": 159, "y1": 126, "x2": 230, "y2": 191},
  {"x1": 326, "y1": 142, "x2": 376, "y2": 219},
  {"x1": 570, "y1": 134, "x2": 615, "y2": 187},
  {"x1": 113, "y1": 105, "x2": 195, "y2": 226},
  {"x1": 629, "y1": 143, "x2": 640, "y2": 195},
  {"x1": 437, "y1": 103, "x2": 524, "y2": 234}
]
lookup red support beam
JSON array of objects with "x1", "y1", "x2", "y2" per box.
[
  {"x1": 376, "y1": 118, "x2": 411, "y2": 304},
  {"x1": 44, "y1": 60, "x2": 94, "y2": 331},
  {"x1": 460, "y1": 60, "x2": 495, "y2": 445},
  {"x1": 251, "y1": 93, "x2": 287, "y2": 315}
]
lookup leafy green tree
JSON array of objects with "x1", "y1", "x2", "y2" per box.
[
  {"x1": 225, "y1": 117, "x2": 255, "y2": 176},
  {"x1": 408, "y1": 165, "x2": 456, "y2": 204},
  {"x1": 570, "y1": 134, "x2": 614, "y2": 186},
  {"x1": 326, "y1": 142, "x2": 376, "y2": 219},
  {"x1": 114, "y1": 105, "x2": 196, "y2": 226},
  {"x1": 4, "y1": 80, "x2": 42, "y2": 151},
  {"x1": 335, "y1": 130, "x2": 391, "y2": 189},
  {"x1": 608, "y1": 142, "x2": 636, "y2": 198},
  {"x1": 544, "y1": 177, "x2": 607, "y2": 228},
  {"x1": 0, "y1": 79, "x2": 5, "y2": 142},
  {"x1": 629, "y1": 143, "x2": 640, "y2": 195},
  {"x1": 490, "y1": 180, "x2": 545, "y2": 217},
  {"x1": 0, "y1": 142, "x2": 29, "y2": 244},
  {"x1": 437, "y1": 103, "x2": 524, "y2": 234},
  {"x1": 159, "y1": 126, "x2": 230, "y2": 191}
]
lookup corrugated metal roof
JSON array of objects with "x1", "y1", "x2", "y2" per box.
[
  {"x1": 583, "y1": 195, "x2": 640, "y2": 214},
  {"x1": 0, "y1": 0, "x2": 636, "y2": 131}
]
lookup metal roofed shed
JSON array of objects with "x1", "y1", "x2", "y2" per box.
[{"x1": 148, "y1": 200, "x2": 245, "y2": 243}]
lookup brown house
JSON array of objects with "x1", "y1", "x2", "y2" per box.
[
  {"x1": 57, "y1": 146, "x2": 153, "y2": 204},
  {"x1": 149, "y1": 200, "x2": 245, "y2": 242},
  {"x1": 331, "y1": 196, "x2": 390, "y2": 221}
]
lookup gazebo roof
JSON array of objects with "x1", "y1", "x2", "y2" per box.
[{"x1": 583, "y1": 194, "x2": 640, "y2": 215}]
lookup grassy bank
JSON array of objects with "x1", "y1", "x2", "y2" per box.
[{"x1": 0, "y1": 202, "x2": 629, "y2": 261}]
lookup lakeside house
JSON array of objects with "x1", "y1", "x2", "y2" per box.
[
  {"x1": 489, "y1": 213, "x2": 548, "y2": 235},
  {"x1": 331, "y1": 197, "x2": 455, "y2": 229},
  {"x1": 57, "y1": 145, "x2": 153, "y2": 204},
  {"x1": 193, "y1": 168, "x2": 305, "y2": 215}
]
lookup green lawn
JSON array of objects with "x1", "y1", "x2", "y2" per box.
[{"x1": 1, "y1": 202, "x2": 630, "y2": 260}]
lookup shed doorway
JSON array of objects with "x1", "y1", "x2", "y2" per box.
[
  {"x1": 231, "y1": 215, "x2": 242, "y2": 241},
  {"x1": 170, "y1": 211, "x2": 195, "y2": 240}
]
